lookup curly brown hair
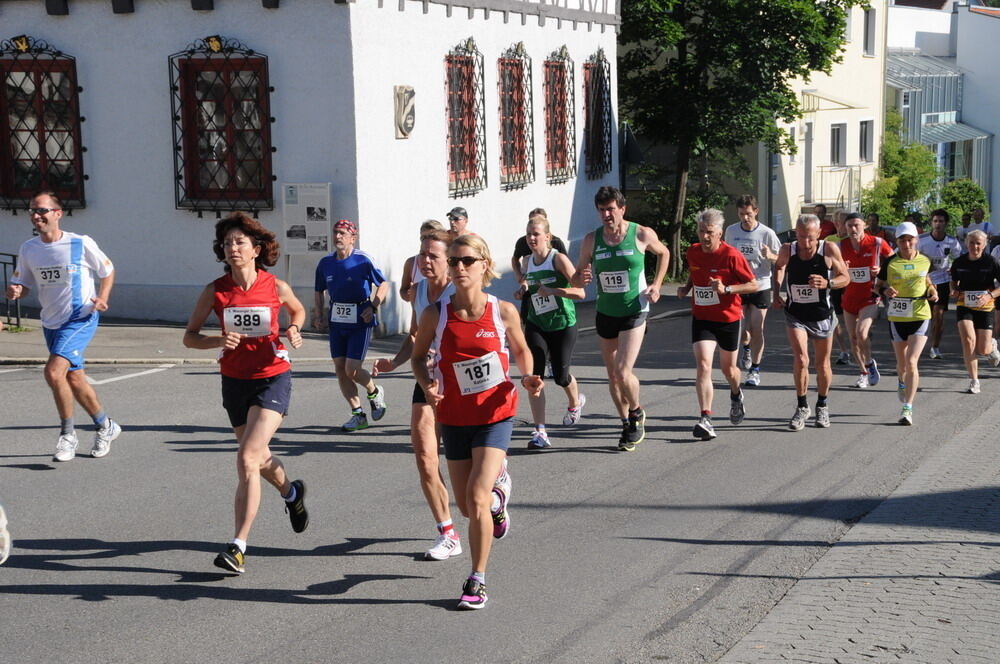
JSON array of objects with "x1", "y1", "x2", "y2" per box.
[{"x1": 212, "y1": 212, "x2": 280, "y2": 272}]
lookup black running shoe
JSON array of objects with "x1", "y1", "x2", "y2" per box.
[
  {"x1": 457, "y1": 577, "x2": 488, "y2": 610},
  {"x1": 617, "y1": 422, "x2": 635, "y2": 452},
  {"x1": 625, "y1": 409, "x2": 646, "y2": 446},
  {"x1": 285, "y1": 479, "x2": 309, "y2": 533},
  {"x1": 214, "y1": 544, "x2": 245, "y2": 574}
]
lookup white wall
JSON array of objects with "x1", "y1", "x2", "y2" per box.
[
  {"x1": 956, "y1": 8, "x2": 1000, "y2": 210},
  {"x1": 349, "y1": 2, "x2": 619, "y2": 333},
  {"x1": 888, "y1": 5, "x2": 954, "y2": 55}
]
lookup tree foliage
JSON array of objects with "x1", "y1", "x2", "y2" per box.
[
  {"x1": 861, "y1": 111, "x2": 940, "y2": 224},
  {"x1": 939, "y1": 178, "x2": 989, "y2": 219}
]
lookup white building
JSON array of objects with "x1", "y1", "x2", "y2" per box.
[{"x1": 0, "y1": 0, "x2": 621, "y2": 332}]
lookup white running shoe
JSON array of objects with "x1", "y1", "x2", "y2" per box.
[
  {"x1": 425, "y1": 532, "x2": 462, "y2": 561},
  {"x1": 744, "y1": 369, "x2": 761, "y2": 387},
  {"x1": 53, "y1": 432, "x2": 79, "y2": 462},
  {"x1": 528, "y1": 429, "x2": 551, "y2": 449},
  {"x1": 899, "y1": 405, "x2": 914, "y2": 426},
  {"x1": 989, "y1": 340, "x2": 1000, "y2": 368},
  {"x1": 368, "y1": 384, "x2": 387, "y2": 421},
  {"x1": 494, "y1": 457, "x2": 511, "y2": 499},
  {"x1": 739, "y1": 345, "x2": 752, "y2": 371},
  {"x1": 342, "y1": 412, "x2": 369, "y2": 432},
  {"x1": 929, "y1": 347, "x2": 943, "y2": 360},
  {"x1": 788, "y1": 406, "x2": 811, "y2": 431},
  {"x1": 968, "y1": 379, "x2": 981, "y2": 394},
  {"x1": 563, "y1": 393, "x2": 587, "y2": 426},
  {"x1": 854, "y1": 373, "x2": 869, "y2": 389},
  {"x1": 0, "y1": 503, "x2": 10, "y2": 565},
  {"x1": 91, "y1": 419, "x2": 121, "y2": 458}
]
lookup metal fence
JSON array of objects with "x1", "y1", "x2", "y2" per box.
[{"x1": 1, "y1": 252, "x2": 21, "y2": 328}]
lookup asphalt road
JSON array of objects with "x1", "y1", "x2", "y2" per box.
[{"x1": 0, "y1": 310, "x2": 990, "y2": 663}]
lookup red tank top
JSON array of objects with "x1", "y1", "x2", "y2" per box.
[
  {"x1": 432, "y1": 294, "x2": 517, "y2": 426},
  {"x1": 213, "y1": 270, "x2": 290, "y2": 379}
]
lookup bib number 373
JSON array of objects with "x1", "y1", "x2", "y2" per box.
[
  {"x1": 453, "y1": 351, "x2": 505, "y2": 395},
  {"x1": 223, "y1": 306, "x2": 271, "y2": 337}
]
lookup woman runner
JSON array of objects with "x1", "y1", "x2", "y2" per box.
[
  {"x1": 949, "y1": 230, "x2": 1000, "y2": 394},
  {"x1": 183, "y1": 213, "x2": 308, "y2": 574}
]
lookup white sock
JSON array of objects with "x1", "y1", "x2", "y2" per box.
[
  {"x1": 230, "y1": 538, "x2": 247, "y2": 554},
  {"x1": 283, "y1": 483, "x2": 297, "y2": 503}
]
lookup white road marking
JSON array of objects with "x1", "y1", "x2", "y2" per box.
[
  {"x1": 86, "y1": 364, "x2": 176, "y2": 385},
  {"x1": 0, "y1": 368, "x2": 25, "y2": 374}
]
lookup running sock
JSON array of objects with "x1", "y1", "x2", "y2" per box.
[
  {"x1": 797, "y1": 394, "x2": 808, "y2": 408},
  {"x1": 903, "y1": 402, "x2": 913, "y2": 409},
  {"x1": 230, "y1": 538, "x2": 247, "y2": 554},
  {"x1": 817, "y1": 395, "x2": 828, "y2": 408},
  {"x1": 283, "y1": 483, "x2": 298, "y2": 503},
  {"x1": 92, "y1": 411, "x2": 108, "y2": 428},
  {"x1": 628, "y1": 407, "x2": 643, "y2": 420},
  {"x1": 743, "y1": 344, "x2": 751, "y2": 352},
  {"x1": 731, "y1": 390, "x2": 742, "y2": 401},
  {"x1": 750, "y1": 363, "x2": 760, "y2": 371},
  {"x1": 60, "y1": 418, "x2": 74, "y2": 436},
  {"x1": 352, "y1": 407, "x2": 364, "y2": 415},
  {"x1": 437, "y1": 520, "x2": 455, "y2": 536},
  {"x1": 701, "y1": 410, "x2": 711, "y2": 417},
  {"x1": 367, "y1": 386, "x2": 378, "y2": 398},
  {"x1": 535, "y1": 424, "x2": 546, "y2": 431},
  {"x1": 470, "y1": 571, "x2": 486, "y2": 585}
]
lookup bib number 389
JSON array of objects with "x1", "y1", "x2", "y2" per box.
[
  {"x1": 453, "y1": 351, "x2": 505, "y2": 395},
  {"x1": 223, "y1": 306, "x2": 271, "y2": 337}
]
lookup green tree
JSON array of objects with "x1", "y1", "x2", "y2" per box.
[
  {"x1": 877, "y1": 110, "x2": 939, "y2": 213},
  {"x1": 620, "y1": 0, "x2": 864, "y2": 277},
  {"x1": 939, "y1": 178, "x2": 989, "y2": 226}
]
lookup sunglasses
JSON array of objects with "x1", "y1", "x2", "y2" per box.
[
  {"x1": 30, "y1": 207, "x2": 60, "y2": 216},
  {"x1": 446, "y1": 256, "x2": 483, "y2": 268}
]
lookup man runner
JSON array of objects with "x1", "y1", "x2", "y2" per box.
[{"x1": 918, "y1": 209, "x2": 962, "y2": 359}]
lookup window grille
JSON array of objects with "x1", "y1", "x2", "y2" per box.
[
  {"x1": 445, "y1": 38, "x2": 487, "y2": 198},
  {"x1": 0, "y1": 35, "x2": 85, "y2": 211},
  {"x1": 497, "y1": 42, "x2": 534, "y2": 190},
  {"x1": 544, "y1": 46, "x2": 576, "y2": 184},
  {"x1": 169, "y1": 36, "x2": 275, "y2": 214},
  {"x1": 583, "y1": 48, "x2": 612, "y2": 180}
]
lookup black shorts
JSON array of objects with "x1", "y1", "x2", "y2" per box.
[
  {"x1": 221, "y1": 370, "x2": 291, "y2": 428},
  {"x1": 440, "y1": 417, "x2": 513, "y2": 461},
  {"x1": 888, "y1": 319, "x2": 929, "y2": 342},
  {"x1": 691, "y1": 318, "x2": 741, "y2": 351},
  {"x1": 830, "y1": 288, "x2": 844, "y2": 315},
  {"x1": 412, "y1": 381, "x2": 427, "y2": 404},
  {"x1": 956, "y1": 306, "x2": 994, "y2": 330},
  {"x1": 595, "y1": 311, "x2": 648, "y2": 339},
  {"x1": 932, "y1": 282, "x2": 950, "y2": 310},
  {"x1": 742, "y1": 288, "x2": 773, "y2": 310}
]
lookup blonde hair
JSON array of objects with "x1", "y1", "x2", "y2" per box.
[
  {"x1": 966, "y1": 229, "x2": 988, "y2": 246},
  {"x1": 528, "y1": 207, "x2": 547, "y2": 219},
  {"x1": 526, "y1": 216, "x2": 553, "y2": 251},
  {"x1": 420, "y1": 219, "x2": 445, "y2": 235},
  {"x1": 451, "y1": 233, "x2": 500, "y2": 287}
]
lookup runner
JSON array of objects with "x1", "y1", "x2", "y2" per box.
[
  {"x1": 517, "y1": 216, "x2": 585, "y2": 448},
  {"x1": 183, "y1": 212, "x2": 308, "y2": 574},
  {"x1": 399, "y1": 219, "x2": 445, "y2": 303},
  {"x1": 949, "y1": 229, "x2": 1000, "y2": 394},
  {"x1": 873, "y1": 221, "x2": 938, "y2": 425},
  {"x1": 511, "y1": 210, "x2": 568, "y2": 333},
  {"x1": 312, "y1": 219, "x2": 390, "y2": 432},
  {"x1": 773, "y1": 214, "x2": 850, "y2": 430},
  {"x1": 411, "y1": 234, "x2": 542, "y2": 610},
  {"x1": 678, "y1": 209, "x2": 757, "y2": 440},
  {"x1": 724, "y1": 195, "x2": 780, "y2": 386},
  {"x1": 918, "y1": 209, "x2": 962, "y2": 359},
  {"x1": 446, "y1": 206, "x2": 473, "y2": 240},
  {"x1": 0, "y1": 502, "x2": 10, "y2": 565},
  {"x1": 572, "y1": 186, "x2": 669, "y2": 451},
  {"x1": 839, "y1": 212, "x2": 893, "y2": 388},
  {"x1": 372, "y1": 229, "x2": 463, "y2": 560},
  {"x1": 6, "y1": 191, "x2": 121, "y2": 462},
  {"x1": 991, "y1": 240, "x2": 1000, "y2": 343},
  {"x1": 866, "y1": 212, "x2": 893, "y2": 244},
  {"x1": 824, "y1": 212, "x2": 853, "y2": 366}
]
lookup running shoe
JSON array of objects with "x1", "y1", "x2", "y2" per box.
[
  {"x1": 968, "y1": 379, "x2": 981, "y2": 395},
  {"x1": 929, "y1": 347, "x2": 943, "y2": 360},
  {"x1": 744, "y1": 368, "x2": 761, "y2": 387},
  {"x1": 53, "y1": 432, "x2": 78, "y2": 462},
  {"x1": 528, "y1": 429, "x2": 551, "y2": 449},
  {"x1": 899, "y1": 405, "x2": 913, "y2": 426},
  {"x1": 213, "y1": 544, "x2": 245, "y2": 574},
  {"x1": 494, "y1": 457, "x2": 511, "y2": 498},
  {"x1": 562, "y1": 394, "x2": 587, "y2": 426},
  {"x1": 425, "y1": 532, "x2": 462, "y2": 561},
  {"x1": 368, "y1": 384, "x2": 387, "y2": 421},
  {"x1": 342, "y1": 411, "x2": 369, "y2": 432},
  {"x1": 815, "y1": 405, "x2": 830, "y2": 428},
  {"x1": 625, "y1": 409, "x2": 646, "y2": 447},
  {"x1": 897, "y1": 382, "x2": 906, "y2": 403},
  {"x1": 835, "y1": 351, "x2": 851, "y2": 365},
  {"x1": 729, "y1": 392, "x2": 746, "y2": 425},
  {"x1": 91, "y1": 419, "x2": 121, "y2": 458},
  {"x1": 788, "y1": 406, "x2": 811, "y2": 431},
  {"x1": 617, "y1": 423, "x2": 635, "y2": 452},
  {"x1": 457, "y1": 577, "x2": 487, "y2": 610},
  {"x1": 739, "y1": 345, "x2": 752, "y2": 371},
  {"x1": 854, "y1": 373, "x2": 869, "y2": 389},
  {"x1": 692, "y1": 416, "x2": 716, "y2": 440},
  {"x1": 491, "y1": 486, "x2": 510, "y2": 540},
  {"x1": 284, "y1": 479, "x2": 309, "y2": 533},
  {"x1": 867, "y1": 359, "x2": 880, "y2": 386},
  {"x1": 989, "y1": 339, "x2": 1000, "y2": 368},
  {"x1": 0, "y1": 503, "x2": 10, "y2": 566}
]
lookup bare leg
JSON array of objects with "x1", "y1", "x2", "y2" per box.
[
  {"x1": 66, "y1": 368, "x2": 104, "y2": 418},
  {"x1": 930, "y1": 304, "x2": 946, "y2": 349},
  {"x1": 612, "y1": 323, "x2": 646, "y2": 412},
  {"x1": 233, "y1": 406, "x2": 287, "y2": 542},
  {"x1": 458, "y1": 446, "x2": 507, "y2": 574},
  {"x1": 786, "y1": 327, "x2": 811, "y2": 397},
  {"x1": 44, "y1": 355, "x2": 77, "y2": 420},
  {"x1": 693, "y1": 340, "x2": 717, "y2": 413},
  {"x1": 528, "y1": 386, "x2": 547, "y2": 426},
  {"x1": 719, "y1": 347, "x2": 742, "y2": 393},
  {"x1": 599, "y1": 338, "x2": 627, "y2": 419},
  {"x1": 333, "y1": 357, "x2": 361, "y2": 410},
  {"x1": 746, "y1": 306, "x2": 768, "y2": 365},
  {"x1": 814, "y1": 337, "x2": 834, "y2": 396},
  {"x1": 958, "y1": 320, "x2": 978, "y2": 381},
  {"x1": 411, "y1": 404, "x2": 451, "y2": 524},
  {"x1": 901, "y1": 335, "x2": 928, "y2": 404}
]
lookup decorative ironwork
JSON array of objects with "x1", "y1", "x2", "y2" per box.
[
  {"x1": 584, "y1": 48, "x2": 613, "y2": 180},
  {"x1": 169, "y1": 36, "x2": 275, "y2": 215},
  {"x1": 0, "y1": 35, "x2": 86, "y2": 211},
  {"x1": 544, "y1": 46, "x2": 576, "y2": 185},
  {"x1": 497, "y1": 42, "x2": 534, "y2": 190},
  {"x1": 445, "y1": 38, "x2": 487, "y2": 198}
]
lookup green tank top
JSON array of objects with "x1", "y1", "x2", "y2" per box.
[
  {"x1": 883, "y1": 253, "x2": 932, "y2": 321},
  {"x1": 523, "y1": 249, "x2": 576, "y2": 331},
  {"x1": 592, "y1": 221, "x2": 648, "y2": 316}
]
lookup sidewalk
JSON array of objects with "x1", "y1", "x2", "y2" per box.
[{"x1": 719, "y1": 397, "x2": 1000, "y2": 663}]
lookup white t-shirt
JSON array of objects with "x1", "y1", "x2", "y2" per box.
[
  {"x1": 957, "y1": 221, "x2": 994, "y2": 250},
  {"x1": 724, "y1": 221, "x2": 781, "y2": 290},
  {"x1": 12, "y1": 232, "x2": 114, "y2": 329},
  {"x1": 917, "y1": 232, "x2": 962, "y2": 285}
]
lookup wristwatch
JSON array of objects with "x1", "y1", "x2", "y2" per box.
[{"x1": 724, "y1": 285, "x2": 732, "y2": 295}]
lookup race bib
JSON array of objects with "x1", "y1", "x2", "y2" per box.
[
  {"x1": 34, "y1": 265, "x2": 69, "y2": 286},
  {"x1": 599, "y1": 270, "x2": 629, "y2": 294},
  {"x1": 888, "y1": 297, "x2": 914, "y2": 317},
  {"x1": 453, "y1": 351, "x2": 505, "y2": 395},
  {"x1": 693, "y1": 285, "x2": 720, "y2": 306},
  {"x1": 224, "y1": 306, "x2": 271, "y2": 337},
  {"x1": 531, "y1": 293, "x2": 558, "y2": 315},
  {"x1": 849, "y1": 267, "x2": 870, "y2": 283},
  {"x1": 964, "y1": 290, "x2": 989, "y2": 309},
  {"x1": 330, "y1": 302, "x2": 358, "y2": 324},
  {"x1": 930, "y1": 256, "x2": 948, "y2": 270},
  {"x1": 790, "y1": 284, "x2": 819, "y2": 303},
  {"x1": 737, "y1": 242, "x2": 756, "y2": 258}
]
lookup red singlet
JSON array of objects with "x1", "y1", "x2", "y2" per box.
[
  {"x1": 839, "y1": 234, "x2": 892, "y2": 315},
  {"x1": 213, "y1": 270, "x2": 290, "y2": 379},
  {"x1": 686, "y1": 242, "x2": 756, "y2": 323}
]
